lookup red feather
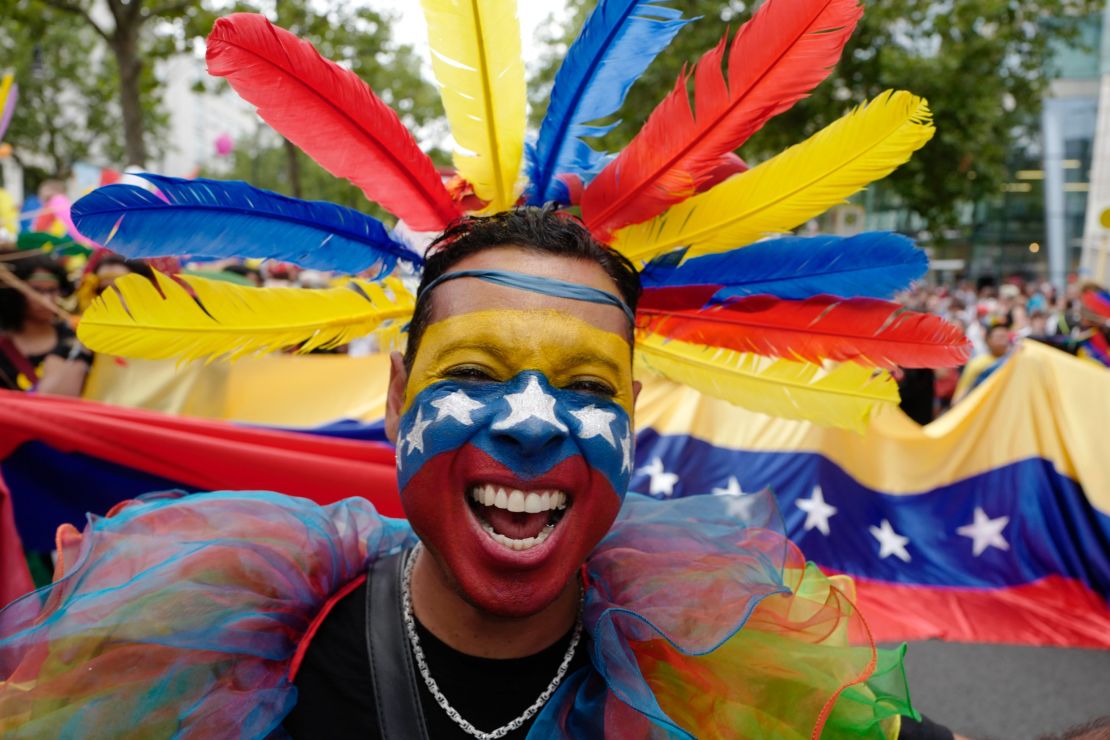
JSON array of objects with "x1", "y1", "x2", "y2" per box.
[
  {"x1": 206, "y1": 14, "x2": 460, "y2": 232},
  {"x1": 639, "y1": 295, "x2": 972, "y2": 369},
  {"x1": 581, "y1": 0, "x2": 862, "y2": 240}
]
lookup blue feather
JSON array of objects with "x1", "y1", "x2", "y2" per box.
[
  {"x1": 72, "y1": 174, "x2": 421, "y2": 274},
  {"x1": 526, "y1": 0, "x2": 691, "y2": 206},
  {"x1": 641, "y1": 232, "x2": 928, "y2": 300}
]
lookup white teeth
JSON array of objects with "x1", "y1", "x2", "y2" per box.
[
  {"x1": 480, "y1": 522, "x2": 554, "y2": 551},
  {"x1": 469, "y1": 485, "x2": 569, "y2": 513}
]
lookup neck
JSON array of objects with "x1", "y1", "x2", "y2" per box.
[{"x1": 409, "y1": 546, "x2": 579, "y2": 659}]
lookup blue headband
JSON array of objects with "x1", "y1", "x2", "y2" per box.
[{"x1": 418, "y1": 269, "x2": 636, "y2": 325}]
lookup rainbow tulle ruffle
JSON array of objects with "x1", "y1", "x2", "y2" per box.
[{"x1": 0, "y1": 490, "x2": 916, "y2": 738}]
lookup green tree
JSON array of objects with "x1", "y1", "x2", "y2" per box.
[
  {"x1": 211, "y1": 3, "x2": 445, "y2": 213},
  {"x1": 0, "y1": 0, "x2": 221, "y2": 168},
  {"x1": 0, "y1": 5, "x2": 136, "y2": 187},
  {"x1": 534, "y1": 0, "x2": 1098, "y2": 236}
]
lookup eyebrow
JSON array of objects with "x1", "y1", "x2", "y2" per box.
[
  {"x1": 437, "y1": 341, "x2": 513, "y2": 363},
  {"x1": 560, "y1": 351, "x2": 623, "y2": 375}
]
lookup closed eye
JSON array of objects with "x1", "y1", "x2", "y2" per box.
[
  {"x1": 565, "y1": 379, "x2": 616, "y2": 397},
  {"x1": 444, "y1": 366, "x2": 498, "y2": 382}
]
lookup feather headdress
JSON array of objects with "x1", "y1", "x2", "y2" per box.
[{"x1": 74, "y1": 2, "x2": 970, "y2": 430}]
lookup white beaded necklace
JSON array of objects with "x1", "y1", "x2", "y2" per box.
[{"x1": 400, "y1": 544, "x2": 584, "y2": 740}]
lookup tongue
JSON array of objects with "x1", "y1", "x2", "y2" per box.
[{"x1": 484, "y1": 506, "x2": 550, "y2": 540}]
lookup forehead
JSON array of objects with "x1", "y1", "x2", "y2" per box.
[{"x1": 425, "y1": 246, "x2": 630, "y2": 338}]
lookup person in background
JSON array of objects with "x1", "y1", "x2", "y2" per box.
[
  {"x1": 0, "y1": 255, "x2": 91, "y2": 395},
  {"x1": 953, "y1": 320, "x2": 1011, "y2": 403}
]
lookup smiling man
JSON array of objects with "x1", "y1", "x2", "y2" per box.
[{"x1": 286, "y1": 209, "x2": 643, "y2": 738}]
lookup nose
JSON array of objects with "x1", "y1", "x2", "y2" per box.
[
  {"x1": 490, "y1": 374, "x2": 570, "y2": 460},
  {"x1": 492, "y1": 416, "x2": 569, "y2": 458}
]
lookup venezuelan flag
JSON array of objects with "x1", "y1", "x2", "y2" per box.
[{"x1": 2, "y1": 342, "x2": 1107, "y2": 650}]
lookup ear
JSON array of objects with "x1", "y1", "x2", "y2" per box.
[{"x1": 385, "y1": 351, "x2": 408, "y2": 444}]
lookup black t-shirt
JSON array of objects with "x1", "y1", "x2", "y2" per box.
[
  {"x1": 284, "y1": 578, "x2": 590, "y2": 739},
  {"x1": 284, "y1": 578, "x2": 953, "y2": 740},
  {"x1": 0, "y1": 323, "x2": 80, "y2": 390}
]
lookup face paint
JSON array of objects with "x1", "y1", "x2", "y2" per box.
[{"x1": 397, "y1": 310, "x2": 634, "y2": 617}]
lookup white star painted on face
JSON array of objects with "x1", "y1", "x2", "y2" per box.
[
  {"x1": 956, "y1": 507, "x2": 1010, "y2": 557},
  {"x1": 491, "y1": 376, "x2": 569, "y2": 432},
  {"x1": 620, "y1": 432, "x2": 633, "y2": 473},
  {"x1": 570, "y1": 405, "x2": 617, "y2": 447},
  {"x1": 713, "y1": 476, "x2": 758, "y2": 522},
  {"x1": 870, "y1": 519, "x2": 912, "y2": 562},
  {"x1": 403, "y1": 407, "x2": 433, "y2": 455},
  {"x1": 431, "y1": 389, "x2": 484, "y2": 426},
  {"x1": 795, "y1": 485, "x2": 837, "y2": 536},
  {"x1": 638, "y1": 457, "x2": 679, "y2": 497}
]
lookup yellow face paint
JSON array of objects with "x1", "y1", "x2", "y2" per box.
[{"x1": 405, "y1": 309, "x2": 635, "y2": 416}]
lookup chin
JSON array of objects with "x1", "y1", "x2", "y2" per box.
[{"x1": 402, "y1": 445, "x2": 622, "y2": 618}]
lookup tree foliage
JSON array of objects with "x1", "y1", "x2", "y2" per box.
[{"x1": 533, "y1": 0, "x2": 1099, "y2": 236}]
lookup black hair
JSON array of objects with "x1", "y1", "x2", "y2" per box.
[
  {"x1": 403, "y1": 206, "x2": 642, "y2": 371},
  {"x1": 0, "y1": 255, "x2": 72, "y2": 331},
  {"x1": 94, "y1": 255, "x2": 155, "y2": 281}
]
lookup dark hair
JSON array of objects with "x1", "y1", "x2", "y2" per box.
[
  {"x1": 0, "y1": 255, "x2": 72, "y2": 331},
  {"x1": 93, "y1": 254, "x2": 155, "y2": 281},
  {"x1": 403, "y1": 206, "x2": 642, "y2": 371}
]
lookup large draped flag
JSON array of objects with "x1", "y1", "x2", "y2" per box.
[{"x1": 2, "y1": 341, "x2": 1108, "y2": 647}]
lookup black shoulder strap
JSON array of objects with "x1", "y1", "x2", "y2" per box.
[{"x1": 365, "y1": 549, "x2": 430, "y2": 740}]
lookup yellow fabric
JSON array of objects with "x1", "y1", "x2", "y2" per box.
[
  {"x1": 952, "y1": 352, "x2": 998, "y2": 402},
  {"x1": 83, "y1": 339, "x2": 1110, "y2": 513},
  {"x1": 611, "y1": 91, "x2": 935, "y2": 263},
  {"x1": 85, "y1": 352, "x2": 392, "y2": 428},
  {"x1": 420, "y1": 0, "x2": 525, "y2": 212},
  {"x1": 78, "y1": 272, "x2": 413, "y2": 362},
  {"x1": 404, "y1": 309, "x2": 635, "y2": 414},
  {"x1": 635, "y1": 333, "x2": 898, "y2": 432}
]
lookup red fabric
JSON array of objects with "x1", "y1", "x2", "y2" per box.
[
  {"x1": 0, "y1": 470, "x2": 34, "y2": 605},
  {"x1": 288, "y1": 573, "x2": 367, "y2": 682},
  {"x1": 848, "y1": 574, "x2": 1110, "y2": 648},
  {"x1": 0, "y1": 390, "x2": 401, "y2": 514}
]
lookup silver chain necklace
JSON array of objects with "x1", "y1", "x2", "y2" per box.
[{"x1": 400, "y1": 544, "x2": 584, "y2": 740}]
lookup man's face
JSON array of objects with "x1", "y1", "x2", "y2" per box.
[
  {"x1": 986, "y1": 326, "x2": 1010, "y2": 357},
  {"x1": 386, "y1": 247, "x2": 637, "y2": 618}
]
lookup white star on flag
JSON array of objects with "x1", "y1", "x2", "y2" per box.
[
  {"x1": 620, "y1": 432, "x2": 633, "y2": 473},
  {"x1": 870, "y1": 519, "x2": 912, "y2": 562},
  {"x1": 492, "y1": 376, "x2": 568, "y2": 432},
  {"x1": 404, "y1": 407, "x2": 433, "y2": 455},
  {"x1": 956, "y1": 507, "x2": 1010, "y2": 557},
  {"x1": 795, "y1": 485, "x2": 837, "y2": 536},
  {"x1": 431, "y1": 390, "x2": 484, "y2": 426},
  {"x1": 713, "y1": 476, "x2": 758, "y2": 522},
  {"x1": 638, "y1": 457, "x2": 678, "y2": 497},
  {"x1": 570, "y1": 405, "x2": 617, "y2": 447}
]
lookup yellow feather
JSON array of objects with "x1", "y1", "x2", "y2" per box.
[
  {"x1": 634, "y1": 333, "x2": 899, "y2": 431},
  {"x1": 421, "y1": 0, "x2": 526, "y2": 212},
  {"x1": 613, "y1": 90, "x2": 934, "y2": 263},
  {"x1": 77, "y1": 271, "x2": 414, "y2": 362}
]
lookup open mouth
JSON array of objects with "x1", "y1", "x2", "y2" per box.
[{"x1": 467, "y1": 483, "x2": 570, "y2": 552}]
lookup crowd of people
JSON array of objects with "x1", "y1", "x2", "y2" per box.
[{"x1": 894, "y1": 276, "x2": 1110, "y2": 423}]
